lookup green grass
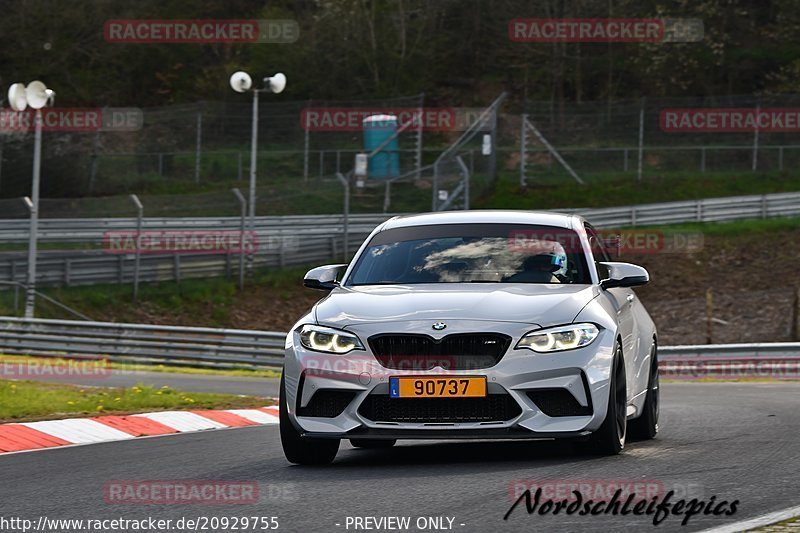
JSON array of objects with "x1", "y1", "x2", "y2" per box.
[
  {"x1": 0, "y1": 379, "x2": 274, "y2": 422},
  {"x1": 476, "y1": 169, "x2": 800, "y2": 211}
]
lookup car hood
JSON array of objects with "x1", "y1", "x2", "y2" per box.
[{"x1": 314, "y1": 284, "x2": 599, "y2": 328}]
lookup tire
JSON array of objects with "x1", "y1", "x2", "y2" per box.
[
  {"x1": 628, "y1": 342, "x2": 659, "y2": 440},
  {"x1": 350, "y1": 439, "x2": 397, "y2": 449},
  {"x1": 279, "y1": 375, "x2": 340, "y2": 465},
  {"x1": 583, "y1": 344, "x2": 627, "y2": 455}
]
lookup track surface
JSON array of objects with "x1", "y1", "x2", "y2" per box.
[
  {"x1": 7, "y1": 369, "x2": 281, "y2": 397},
  {"x1": 1, "y1": 382, "x2": 798, "y2": 533}
]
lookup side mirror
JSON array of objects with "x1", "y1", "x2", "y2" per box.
[
  {"x1": 598, "y1": 261, "x2": 649, "y2": 289},
  {"x1": 303, "y1": 264, "x2": 347, "y2": 291}
]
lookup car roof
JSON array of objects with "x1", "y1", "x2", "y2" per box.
[{"x1": 381, "y1": 210, "x2": 584, "y2": 231}]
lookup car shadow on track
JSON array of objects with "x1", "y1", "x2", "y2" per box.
[{"x1": 278, "y1": 438, "x2": 662, "y2": 481}]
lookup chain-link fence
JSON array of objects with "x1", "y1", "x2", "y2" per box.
[{"x1": 519, "y1": 94, "x2": 800, "y2": 185}]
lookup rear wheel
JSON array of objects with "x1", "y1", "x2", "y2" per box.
[
  {"x1": 350, "y1": 439, "x2": 397, "y2": 449},
  {"x1": 629, "y1": 342, "x2": 659, "y2": 440},
  {"x1": 583, "y1": 344, "x2": 627, "y2": 455},
  {"x1": 279, "y1": 375, "x2": 340, "y2": 465}
]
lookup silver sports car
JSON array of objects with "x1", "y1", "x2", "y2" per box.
[{"x1": 280, "y1": 211, "x2": 659, "y2": 464}]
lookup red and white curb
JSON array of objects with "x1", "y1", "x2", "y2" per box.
[{"x1": 0, "y1": 406, "x2": 278, "y2": 455}]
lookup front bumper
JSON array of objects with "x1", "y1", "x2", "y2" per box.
[{"x1": 283, "y1": 320, "x2": 617, "y2": 439}]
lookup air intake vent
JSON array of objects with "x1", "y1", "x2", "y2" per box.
[{"x1": 368, "y1": 333, "x2": 511, "y2": 370}]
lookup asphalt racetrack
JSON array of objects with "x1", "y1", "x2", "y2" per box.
[{"x1": 1, "y1": 382, "x2": 798, "y2": 532}]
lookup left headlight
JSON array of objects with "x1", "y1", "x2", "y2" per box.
[
  {"x1": 516, "y1": 323, "x2": 600, "y2": 353},
  {"x1": 298, "y1": 324, "x2": 364, "y2": 354}
]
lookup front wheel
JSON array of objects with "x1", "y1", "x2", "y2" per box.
[
  {"x1": 279, "y1": 375, "x2": 340, "y2": 465},
  {"x1": 629, "y1": 342, "x2": 659, "y2": 440},
  {"x1": 583, "y1": 344, "x2": 627, "y2": 455}
]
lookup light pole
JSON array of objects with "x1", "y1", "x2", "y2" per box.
[
  {"x1": 229, "y1": 71, "x2": 287, "y2": 227},
  {"x1": 7, "y1": 81, "x2": 55, "y2": 319}
]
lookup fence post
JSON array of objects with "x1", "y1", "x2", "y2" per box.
[
  {"x1": 89, "y1": 131, "x2": 100, "y2": 193},
  {"x1": 195, "y1": 101, "x2": 203, "y2": 183},
  {"x1": 303, "y1": 99, "x2": 311, "y2": 181},
  {"x1": 415, "y1": 92, "x2": 424, "y2": 180},
  {"x1": 519, "y1": 113, "x2": 527, "y2": 188},
  {"x1": 752, "y1": 96, "x2": 760, "y2": 172},
  {"x1": 231, "y1": 188, "x2": 246, "y2": 290},
  {"x1": 623, "y1": 148, "x2": 629, "y2": 172},
  {"x1": 335, "y1": 173, "x2": 350, "y2": 261},
  {"x1": 637, "y1": 97, "x2": 645, "y2": 181},
  {"x1": 130, "y1": 194, "x2": 143, "y2": 300},
  {"x1": 488, "y1": 108, "x2": 498, "y2": 184}
]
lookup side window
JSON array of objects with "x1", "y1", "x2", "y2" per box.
[{"x1": 585, "y1": 225, "x2": 610, "y2": 280}]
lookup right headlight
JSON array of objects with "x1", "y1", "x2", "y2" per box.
[
  {"x1": 516, "y1": 323, "x2": 600, "y2": 353},
  {"x1": 297, "y1": 324, "x2": 364, "y2": 354}
]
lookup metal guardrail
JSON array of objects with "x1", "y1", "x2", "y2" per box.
[
  {"x1": 0, "y1": 317, "x2": 286, "y2": 369},
  {"x1": 0, "y1": 191, "x2": 798, "y2": 288},
  {"x1": 660, "y1": 342, "x2": 800, "y2": 359},
  {"x1": 0, "y1": 317, "x2": 798, "y2": 373}
]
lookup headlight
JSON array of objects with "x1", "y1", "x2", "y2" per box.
[
  {"x1": 516, "y1": 323, "x2": 600, "y2": 353},
  {"x1": 298, "y1": 324, "x2": 364, "y2": 354}
]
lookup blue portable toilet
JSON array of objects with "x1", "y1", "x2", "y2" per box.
[{"x1": 363, "y1": 114, "x2": 400, "y2": 179}]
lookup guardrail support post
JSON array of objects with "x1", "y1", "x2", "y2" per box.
[
  {"x1": 231, "y1": 188, "x2": 246, "y2": 290},
  {"x1": 130, "y1": 194, "x2": 143, "y2": 300},
  {"x1": 705, "y1": 288, "x2": 714, "y2": 344}
]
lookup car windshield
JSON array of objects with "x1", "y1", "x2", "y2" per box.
[{"x1": 347, "y1": 223, "x2": 591, "y2": 285}]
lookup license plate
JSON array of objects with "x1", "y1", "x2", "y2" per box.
[{"x1": 389, "y1": 377, "x2": 487, "y2": 398}]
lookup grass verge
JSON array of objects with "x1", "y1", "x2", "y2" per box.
[{"x1": 0, "y1": 379, "x2": 274, "y2": 423}]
